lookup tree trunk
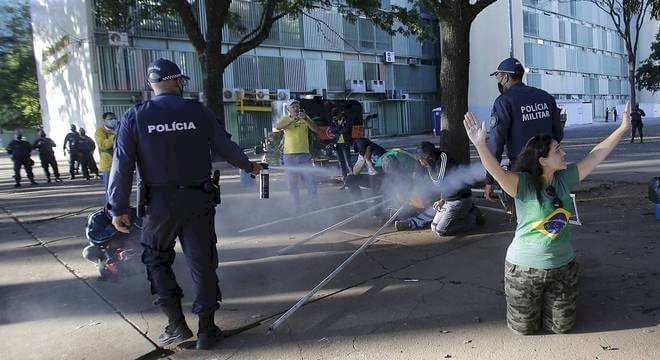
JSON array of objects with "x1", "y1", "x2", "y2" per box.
[
  {"x1": 438, "y1": 17, "x2": 472, "y2": 164},
  {"x1": 202, "y1": 50, "x2": 227, "y2": 126},
  {"x1": 628, "y1": 59, "x2": 637, "y2": 107}
]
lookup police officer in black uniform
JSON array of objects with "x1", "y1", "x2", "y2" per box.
[
  {"x1": 32, "y1": 129, "x2": 62, "y2": 183},
  {"x1": 630, "y1": 103, "x2": 646, "y2": 143},
  {"x1": 485, "y1": 58, "x2": 564, "y2": 201},
  {"x1": 63, "y1": 124, "x2": 81, "y2": 179},
  {"x1": 107, "y1": 59, "x2": 262, "y2": 350},
  {"x1": 76, "y1": 128, "x2": 100, "y2": 180},
  {"x1": 7, "y1": 133, "x2": 38, "y2": 187}
]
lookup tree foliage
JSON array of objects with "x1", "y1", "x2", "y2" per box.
[
  {"x1": 636, "y1": 28, "x2": 660, "y2": 93},
  {"x1": 0, "y1": 3, "x2": 41, "y2": 130}
]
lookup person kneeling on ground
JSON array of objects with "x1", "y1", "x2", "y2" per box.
[
  {"x1": 345, "y1": 137, "x2": 388, "y2": 197},
  {"x1": 394, "y1": 142, "x2": 484, "y2": 234},
  {"x1": 463, "y1": 103, "x2": 631, "y2": 335}
]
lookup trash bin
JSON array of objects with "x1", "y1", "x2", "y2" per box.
[
  {"x1": 560, "y1": 112, "x2": 568, "y2": 130},
  {"x1": 432, "y1": 107, "x2": 442, "y2": 137}
]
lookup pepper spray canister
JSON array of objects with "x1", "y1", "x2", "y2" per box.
[{"x1": 260, "y1": 163, "x2": 269, "y2": 199}]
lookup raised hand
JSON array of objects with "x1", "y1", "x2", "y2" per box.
[
  {"x1": 619, "y1": 101, "x2": 632, "y2": 131},
  {"x1": 463, "y1": 112, "x2": 487, "y2": 146}
]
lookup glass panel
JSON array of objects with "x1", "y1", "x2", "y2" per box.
[
  {"x1": 326, "y1": 60, "x2": 345, "y2": 91},
  {"x1": 358, "y1": 18, "x2": 374, "y2": 50},
  {"x1": 258, "y1": 56, "x2": 285, "y2": 90},
  {"x1": 280, "y1": 15, "x2": 303, "y2": 47},
  {"x1": 363, "y1": 63, "x2": 379, "y2": 81},
  {"x1": 343, "y1": 19, "x2": 359, "y2": 51},
  {"x1": 375, "y1": 26, "x2": 392, "y2": 51},
  {"x1": 233, "y1": 56, "x2": 258, "y2": 89}
]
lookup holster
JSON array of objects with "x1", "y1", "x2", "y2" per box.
[{"x1": 211, "y1": 170, "x2": 221, "y2": 205}]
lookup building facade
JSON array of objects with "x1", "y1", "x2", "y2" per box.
[
  {"x1": 31, "y1": 0, "x2": 440, "y2": 150},
  {"x1": 30, "y1": 0, "x2": 658, "y2": 152},
  {"x1": 469, "y1": 0, "x2": 659, "y2": 122}
]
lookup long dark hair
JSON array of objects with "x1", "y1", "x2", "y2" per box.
[{"x1": 513, "y1": 135, "x2": 554, "y2": 202}]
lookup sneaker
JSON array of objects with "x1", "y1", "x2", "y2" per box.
[
  {"x1": 157, "y1": 322, "x2": 193, "y2": 346},
  {"x1": 55, "y1": 177, "x2": 63, "y2": 182},
  {"x1": 30, "y1": 181, "x2": 38, "y2": 185},
  {"x1": 394, "y1": 219, "x2": 413, "y2": 231},
  {"x1": 14, "y1": 183, "x2": 21, "y2": 188},
  {"x1": 196, "y1": 326, "x2": 223, "y2": 350}
]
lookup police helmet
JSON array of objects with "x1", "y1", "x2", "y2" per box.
[{"x1": 86, "y1": 208, "x2": 117, "y2": 247}]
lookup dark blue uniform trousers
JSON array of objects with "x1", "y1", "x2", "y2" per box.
[{"x1": 141, "y1": 188, "x2": 221, "y2": 315}]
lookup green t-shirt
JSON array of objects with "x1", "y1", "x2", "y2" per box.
[
  {"x1": 374, "y1": 148, "x2": 417, "y2": 173},
  {"x1": 505, "y1": 164, "x2": 580, "y2": 269}
]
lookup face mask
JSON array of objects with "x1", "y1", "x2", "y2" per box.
[
  {"x1": 497, "y1": 74, "x2": 509, "y2": 94},
  {"x1": 104, "y1": 119, "x2": 118, "y2": 129}
]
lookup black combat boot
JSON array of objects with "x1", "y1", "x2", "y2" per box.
[
  {"x1": 157, "y1": 300, "x2": 193, "y2": 346},
  {"x1": 196, "y1": 312, "x2": 223, "y2": 350}
]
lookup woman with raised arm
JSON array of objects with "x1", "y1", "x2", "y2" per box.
[{"x1": 463, "y1": 102, "x2": 631, "y2": 335}]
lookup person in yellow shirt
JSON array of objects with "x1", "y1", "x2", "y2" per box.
[
  {"x1": 275, "y1": 100, "x2": 321, "y2": 210},
  {"x1": 95, "y1": 112, "x2": 117, "y2": 202}
]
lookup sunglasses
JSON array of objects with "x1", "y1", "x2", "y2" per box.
[{"x1": 545, "y1": 185, "x2": 563, "y2": 209}]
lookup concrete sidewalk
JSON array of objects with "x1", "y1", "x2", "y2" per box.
[{"x1": 0, "y1": 124, "x2": 659, "y2": 359}]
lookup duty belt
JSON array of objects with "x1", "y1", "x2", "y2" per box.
[{"x1": 148, "y1": 182, "x2": 209, "y2": 191}]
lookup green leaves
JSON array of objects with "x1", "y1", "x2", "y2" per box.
[
  {"x1": 635, "y1": 29, "x2": 660, "y2": 93},
  {"x1": 0, "y1": 2, "x2": 41, "y2": 130}
]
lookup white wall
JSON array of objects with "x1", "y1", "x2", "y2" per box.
[
  {"x1": 469, "y1": 0, "x2": 525, "y2": 120},
  {"x1": 557, "y1": 101, "x2": 593, "y2": 126},
  {"x1": 30, "y1": 0, "x2": 101, "y2": 159},
  {"x1": 636, "y1": 17, "x2": 660, "y2": 105}
]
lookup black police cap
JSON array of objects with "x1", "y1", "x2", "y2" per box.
[{"x1": 147, "y1": 58, "x2": 190, "y2": 83}]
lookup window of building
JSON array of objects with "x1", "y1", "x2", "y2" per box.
[
  {"x1": 524, "y1": 11, "x2": 539, "y2": 36},
  {"x1": 375, "y1": 26, "x2": 392, "y2": 51},
  {"x1": 363, "y1": 63, "x2": 380, "y2": 81},
  {"x1": 326, "y1": 60, "x2": 346, "y2": 91},
  {"x1": 279, "y1": 15, "x2": 304, "y2": 47},
  {"x1": 258, "y1": 56, "x2": 285, "y2": 89},
  {"x1": 358, "y1": 18, "x2": 375, "y2": 50},
  {"x1": 233, "y1": 56, "x2": 259, "y2": 89},
  {"x1": 342, "y1": 18, "x2": 359, "y2": 50}
]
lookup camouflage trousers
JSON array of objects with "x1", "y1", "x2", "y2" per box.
[{"x1": 504, "y1": 260, "x2": 578, "y2": 335}]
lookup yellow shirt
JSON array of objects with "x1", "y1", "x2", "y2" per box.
[
  {"x1": 95, "y1": 127, "x2": 115, "y2": 172},
  {"x1": 277, "y1": 115, "x2": 310, "y2": 154}
]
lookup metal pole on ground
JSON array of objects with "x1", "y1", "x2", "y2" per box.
[
  {"x1": 238, "y1": 195, "x2": 383, "y2": 233},
  {"x1": 277, "y1": 200, "x2": 387, "y2": 255},
  {"x1": 267, "y1": 204, "x2": 405, "y2": 333}
]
